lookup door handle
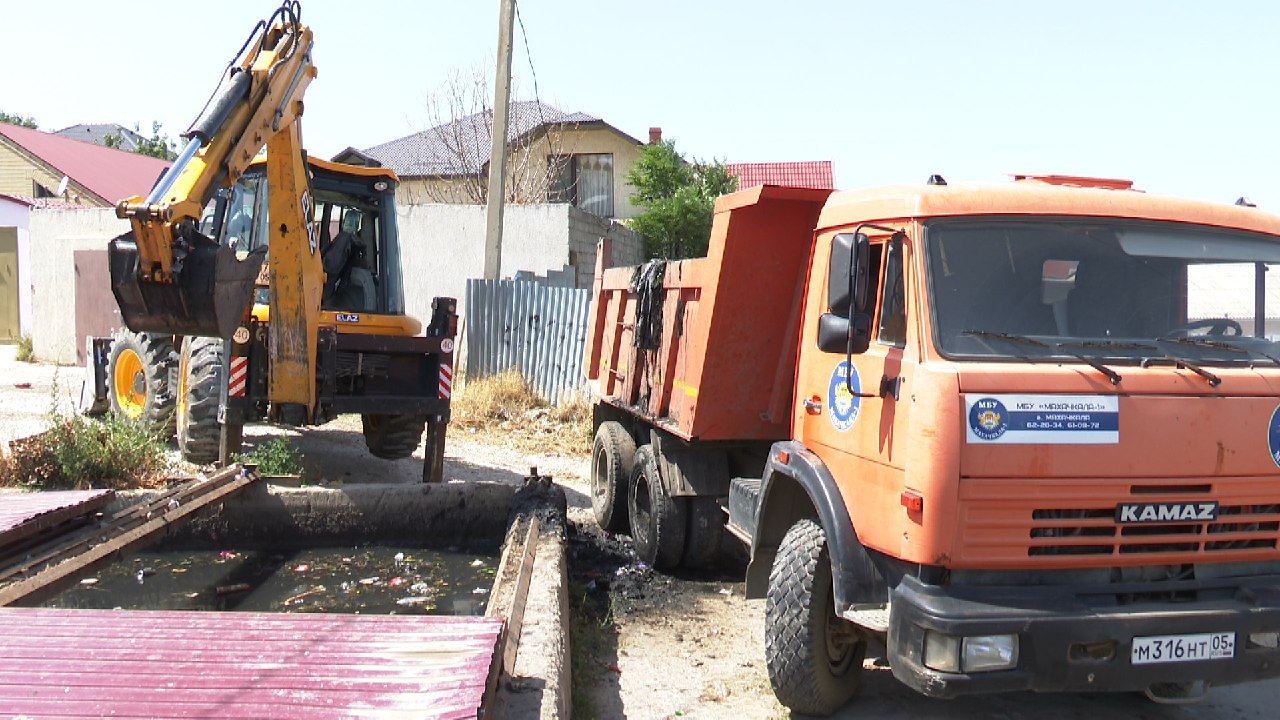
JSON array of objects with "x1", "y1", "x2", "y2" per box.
[{"x1": 804, "y1": 396, "x2": 823, "y2": 415}]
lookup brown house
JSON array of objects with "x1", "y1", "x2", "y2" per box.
[{"x1": 334, "y1": 102, "x2": 646, "y2": 220}]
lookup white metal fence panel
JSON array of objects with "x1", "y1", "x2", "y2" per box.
[{"x1": 464, "y1": 278, "x2": 590, "y2": 405}]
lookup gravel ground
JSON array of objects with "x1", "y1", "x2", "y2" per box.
[{"x1": 3, "y1": 348, "x2": 1278, "y2": 719}]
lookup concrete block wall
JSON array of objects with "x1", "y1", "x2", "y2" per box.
[{"x1": 566, "y1": 206, "x2": 645, "y2": 288}]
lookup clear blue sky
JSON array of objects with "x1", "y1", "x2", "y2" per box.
[{"x1": 5, "y1": 1, "x2": 1279, "y2": 207}]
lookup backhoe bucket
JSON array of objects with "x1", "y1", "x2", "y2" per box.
[{"x1": 109, "y1": 228, "x2": 264, "y2": 339}]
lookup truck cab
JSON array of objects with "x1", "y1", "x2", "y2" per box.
[{"x1": 766, "y1": 174, "x2": 1280, "y2": 709}]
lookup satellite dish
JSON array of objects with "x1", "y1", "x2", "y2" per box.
[{"x1": 56, "y1": 176, "x2": 69, "y2": 197}]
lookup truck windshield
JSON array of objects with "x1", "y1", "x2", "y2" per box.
[{"x1": 926, "y1": 218, "x2": 1280, "y2": 367}]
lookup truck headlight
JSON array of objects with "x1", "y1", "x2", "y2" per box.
[{"x1": 924, "y1": 631, "x2": 1019, "y2": 673}]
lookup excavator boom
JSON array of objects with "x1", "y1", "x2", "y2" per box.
[{"x1": 109, "y1": 1, "x2": 315, "y2": 339}]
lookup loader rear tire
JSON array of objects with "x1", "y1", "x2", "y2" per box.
[
  {"x1": 765, "y1": 518, "x2": 864, "y2": 716},
  {"x1": 591, "y1": 421, "x2": 635, "y2": 532},
  {"x1": 362, "y1": 414, "x2": 426, "y2": 460},
  {"x1": 107, "y1": 330, "x2": 176, "y2": 436},
  {"x1": 628, "y1": 444, "x2": 686, "y2": 570},
  {"x1": 177, "y1": 336, "x2": 230, "y2": 466}
]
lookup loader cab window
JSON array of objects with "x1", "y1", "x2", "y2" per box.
[
  {"x1": 318, "y1": 202, "x2": 379, "y2": 312},
  {"x1": 223, "y1": 178, "x2": 263, "y2": 252}
]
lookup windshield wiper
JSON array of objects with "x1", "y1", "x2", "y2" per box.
[
  {"x1": 1150, "y1": 338, "x2": 1222, "y2": 387},
  {"x1": 1156, "y1": 335, "x2": 1280, "y2": 369},
  {"x1": 961, "y1": 330, "x2": 1122, "y2": 385}
]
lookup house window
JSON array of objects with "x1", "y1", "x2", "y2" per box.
[
  {"x1": 549, "y1": 153, "x2": 614, "y2": 217},
  {"x1": 34, "y1": 181, "x2": 57, "y2": 199}
]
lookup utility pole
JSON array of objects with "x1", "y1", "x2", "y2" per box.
[{"x1": 483, "y1": 0, "x2": 516, "y2": 280}]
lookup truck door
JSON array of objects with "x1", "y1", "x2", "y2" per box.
[{"x1": 796, "y1": 232, "x2": 914, "y2": 548}]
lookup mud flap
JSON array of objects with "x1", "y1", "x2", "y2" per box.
[{"x1": 109, "y1": 225, "x2": 263, "y2": 339}]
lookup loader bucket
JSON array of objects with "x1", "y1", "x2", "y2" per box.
[{"x1": 109, "y1": 227, "x2": 264, "y2": 339}]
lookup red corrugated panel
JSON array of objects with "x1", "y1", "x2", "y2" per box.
[
  {"x1": 727, "y1": 161, "x2": 835, "y2": 190},
  {"x1": 0, "y1": 607, "x2": 503, "y2": 719},
  {"x1": 0, "y1": 489, "x2": 114, "y2": 547}
]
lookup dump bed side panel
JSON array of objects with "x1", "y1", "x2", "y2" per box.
[{"x1": 585, "y1": 185, "x2": 832, "y2": 441}]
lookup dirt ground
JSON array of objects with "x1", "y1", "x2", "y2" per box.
[{"x1": 2, "y1": 347, "x2": 1278, "y2": 719}]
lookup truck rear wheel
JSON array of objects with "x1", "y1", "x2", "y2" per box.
[
  {"x1": 107, "y1": 330, "x2": 176, "y2": 436},
  {"x1": 627, "y1": 444, "x2": 686, "y2": 570},
  {"x1": 362, "y1": 414, "x2": 426, "y2": 460},
  {"x1": 591, "y1": 421, "x2": 635, "y2": 532},
  {"x1": 177, "y1": 336, "x2": 231, "y2": 465},
  {"x1": 765, "y1": 518, "x2": 865, "y2": 716}
]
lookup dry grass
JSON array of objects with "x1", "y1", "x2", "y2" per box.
[{"x1": 451, "y1": 369, "x2": 591, "y2": 457}]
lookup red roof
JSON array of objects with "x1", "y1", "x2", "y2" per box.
[
  {"x1": 0, "y1": 123, "x2": 170, "y2": 205},
  {"x1": 727, "y1": 161, "x2": 835, "y2": 190}
]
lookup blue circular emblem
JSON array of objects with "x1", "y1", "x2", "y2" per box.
[
  {"x1": 969, "y1": 397, "x2": 1009, "y2": 441},
  {"x1": 827, "y1": 361, "x2": 861, "y2": 432},
  {"x1": 1269, "y1": 405, "x2": 1280, "y2": 469}
]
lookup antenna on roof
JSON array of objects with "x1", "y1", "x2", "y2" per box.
[{"x1": 56, "y1": 176, "x2": 69, "y2": 197}]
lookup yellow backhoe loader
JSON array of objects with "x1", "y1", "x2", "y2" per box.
[{"x1": 89, "y1": 1, "x2": 455, "y2": 480}]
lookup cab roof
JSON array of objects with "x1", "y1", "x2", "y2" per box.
[
  {"x1": 245, "y1": 153, "x2": 399, "y2": 182},
  {"x1": 815, "y1": 176, "x2": 1280, "y2": 237}
]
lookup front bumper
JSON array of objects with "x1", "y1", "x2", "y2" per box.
[{"x1": 887, "y1": 574, "x2": 1280, "y2": 698}]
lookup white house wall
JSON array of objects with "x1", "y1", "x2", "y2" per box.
[{"x1": 0, "y1": 198, "x2": 32, "y2": 339}]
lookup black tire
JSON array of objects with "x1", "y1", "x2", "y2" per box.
[
  {"x1": 627, "y1": 445, "x2": 686, "y2": 570},
  {"x1": 682, "y1": 496, "x2": 725, "y2": 569},
  {"x1": 107, "y1": 330, "x2": 176, "y2": 436},
  {"x1": 362, "y1": 414, "x2": 427, "y2": 459},
  {"x1": 591, "y1": 421, "x2": 635, "y2": 532},
  {"x1": 765, "y1": 518, "x2": 865, "y2": 716},
  {"x1": 177, "y1": 336, "x2": 228, "y2": 465}
]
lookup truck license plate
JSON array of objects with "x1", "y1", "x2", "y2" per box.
[{"x1": 1131, "y1": 632, "x2": 1235, "y2": 665}]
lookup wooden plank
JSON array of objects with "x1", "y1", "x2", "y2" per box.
[
  {"x1": 0, "y1": 467, "x2": 258, "y2": 606},
  {"x1": 0, "y1": 489, "x2": 113, "y2": 549}
]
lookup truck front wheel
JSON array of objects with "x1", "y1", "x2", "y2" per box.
[
  {"x1": 362, "y1": 414, "x2": 426, "y2": 460},
  {"x1": 627, "y1": 444, "x2": 686, "y2": 570},
  {"x1": 591, "y1": 421, "x2": 635, "y2": 532},
  {"x1": 765, "y1": 517, "x2": 865, "y2": 716}
]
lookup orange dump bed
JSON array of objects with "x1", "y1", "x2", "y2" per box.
[{"x1": 585, "y1": 185, "x2": 832, "y2": 441}]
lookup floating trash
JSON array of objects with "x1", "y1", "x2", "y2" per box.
[{"x1": 79, "y1": 578, "x2": 98, "y2": 586}]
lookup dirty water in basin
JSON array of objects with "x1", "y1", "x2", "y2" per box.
[{"x1": 44, "y1": 546, "x2": 497, "y2": 615}]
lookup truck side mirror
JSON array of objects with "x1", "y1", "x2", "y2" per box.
[
  {"x1": 817, "y1": 312, "x2": 871, "y2": 354},
  {"x1": 828, "y1": 232, "x2": 871, "y2": 315}
]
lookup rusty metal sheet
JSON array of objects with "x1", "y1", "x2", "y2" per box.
[
  {"x1": 0, "y1": 607, "x2": 503, "y2": 718},
  {"x1": 0, "y1": 489, "x2": 113, "y2": 549}
]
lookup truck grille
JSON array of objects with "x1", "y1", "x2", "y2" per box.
[
  {"x1": 955, "y1": 477, "x2": 1280, "y2": 567},
  {"x1": 1030, "y1": 504, "x2": 1280, "y2": 556}
]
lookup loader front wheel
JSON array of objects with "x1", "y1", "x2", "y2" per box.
[
  {"x1": 591, "y1": 421, "x2": 635, "y2": 532},
  {"x1": 765, "y1": 518, "x2": 864, "y2": 716},
  {"x1": 627, "y1": 444, "x2": 686, "y2": 570},
  {"x1": 107, "y1": 330, "x2": 176, "y2": 436},
  {"x1": 177, "y1": 336, "x2": 230, "y2": 465},
  {"x1": 362, "y1": 414, "x2": 426, "y2": 460}
]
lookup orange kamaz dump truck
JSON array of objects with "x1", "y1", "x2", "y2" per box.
[{"x1": 585, "y1": 176, "x2": 1280, "y2": 715}]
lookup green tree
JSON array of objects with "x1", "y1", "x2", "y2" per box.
[
  {"x1": 0, "y1": 112, "x2": 37, "y2": 129},
  {"x1": 626, "y1": 139, "x2": 738, "y2": 259},
  {"x1": 105, "y1": 121, "x2": 178, "y2": 161}
]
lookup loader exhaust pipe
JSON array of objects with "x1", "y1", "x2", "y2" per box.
[{"x1": 109, "y1": 222, "x2": 264, "y2": 339}]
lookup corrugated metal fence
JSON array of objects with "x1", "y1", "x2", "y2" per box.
[{"x1": 464, "y1": 279, "x2": 590, "y2": 405}]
